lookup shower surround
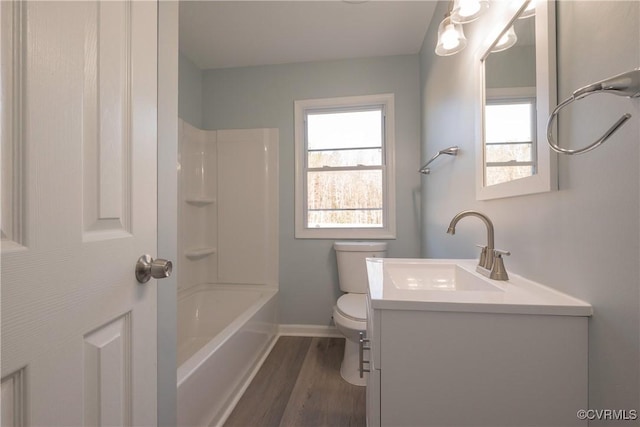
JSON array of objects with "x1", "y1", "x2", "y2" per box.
[{"x1": 176, "y1": 120, "x2": 279, "y2": 426}]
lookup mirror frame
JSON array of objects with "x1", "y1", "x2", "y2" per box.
[{"x1": 476, "y1": 0, "x2": 557, "y2": 200}]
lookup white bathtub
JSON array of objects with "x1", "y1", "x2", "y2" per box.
[{"x1": 177, "y1": 284, "x2": 278, "y2": 427}]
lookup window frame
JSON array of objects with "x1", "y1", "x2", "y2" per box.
[{"x1": 294, "y1": 94, "x2": 396, "y2": 239}]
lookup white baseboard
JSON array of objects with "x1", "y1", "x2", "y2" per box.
[{"x1": 278, "y1": 324, "x2": 342, "y2": 338}]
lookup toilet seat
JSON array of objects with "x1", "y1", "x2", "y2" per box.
[{"x1": 336, "y1": 294, "x2": 367, "y2": 321}]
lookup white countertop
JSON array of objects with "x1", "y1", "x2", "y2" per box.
[{"x1": 366, "y1": 258, "x2": 593, "y2": 316}]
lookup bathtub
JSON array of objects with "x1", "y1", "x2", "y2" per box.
[{"x1": 177, "y1": 284, "x2": 278, "y2": 427}]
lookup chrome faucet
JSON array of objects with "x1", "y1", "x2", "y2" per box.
[{"x1": 446, "y1": 210, "x2": 510, "y2": 280}]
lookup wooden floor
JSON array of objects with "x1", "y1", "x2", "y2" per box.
[{"x1": 224, "y1": 336, "x2": 366, "y2": 427}]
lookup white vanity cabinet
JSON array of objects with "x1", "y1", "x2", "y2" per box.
[{"x1": 364, "y1": 258, "x2": 591, "y2": 427}]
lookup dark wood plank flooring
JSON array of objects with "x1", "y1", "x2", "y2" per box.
[{"x1": 224, "y1": 336, "x2": 366, "y2": 427}]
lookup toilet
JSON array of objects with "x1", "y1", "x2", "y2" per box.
[{"x1": 333, "y1": 241, "x2": 388, "y2": 386}]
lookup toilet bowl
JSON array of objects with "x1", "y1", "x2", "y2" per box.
[{"x1": 333, "y1": 241, "x2": 388, "y2": 386}]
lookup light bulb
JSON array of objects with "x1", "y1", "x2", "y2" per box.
[
  {"x1": 435, "y1": 15, "x2": 467, "y2": 56},
  {"x1": 441, "y1": 24, "x2": 461, "y2": 50},
  {"x1": 458, "y1": 0, "x2": 481, "y2": 18},
  {"x1": 451, "y1": 0, "x2": 489, "y2": 24}
]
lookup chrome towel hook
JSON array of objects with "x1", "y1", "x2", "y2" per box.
[
  {"x1": 419, "y1": 146, "x2": 459, "y2": 174},
  {"x1": 546, "y1": 68, "x2": 640, "y2": 155}
]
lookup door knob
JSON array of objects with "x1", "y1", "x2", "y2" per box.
[{"x1": 136, "y1": 254, "x2": 172, "y2": 283}]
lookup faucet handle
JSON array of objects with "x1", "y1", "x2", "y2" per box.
[
  {"x1": 490, "y1": 249, "x2": 510, "y2": 281},
  {"x1": 494, "y1": 249, "x2": 510, "y2": 257}
]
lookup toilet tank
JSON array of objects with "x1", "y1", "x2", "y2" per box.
[{"x1": 334, "y1": 241, "x2": 388, "y2": 293}]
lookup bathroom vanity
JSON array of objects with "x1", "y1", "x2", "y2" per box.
[{"x1": 364, "y1": 258, "x2": 592, "y2": 427}]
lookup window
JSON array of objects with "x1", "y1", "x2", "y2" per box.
[
  {"x1": 484, "y1": 96, "x2": 536, "y2": 186},
  {"x1": 294, "y1": 94, "x2": 396, "y2": 239}
]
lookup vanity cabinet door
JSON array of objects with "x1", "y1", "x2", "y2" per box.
[{"x1": 378, "y1": 310, "x2": 588, "y2": 427}]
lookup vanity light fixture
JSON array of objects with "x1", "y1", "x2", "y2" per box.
[
  {"x1": 490, "y1": 25, "x2": 517, "y2": 53},
  {"x1": 436, "y1": 0, "x2": 528, "y2": 57},
  {"x1": 450, "y1": 0, "x2": 489, "y2": 24},
  {"x1": 435, "y1": 13, "x2": 467, "y2": 56}
]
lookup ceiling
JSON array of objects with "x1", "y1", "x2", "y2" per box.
[{"x1": 179, "y1": 1, "x2": 439, "y2": 70}]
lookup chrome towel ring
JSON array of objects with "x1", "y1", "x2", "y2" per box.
[{"x1": 546, "y1": 68, "x2": 640, "y2": 155}]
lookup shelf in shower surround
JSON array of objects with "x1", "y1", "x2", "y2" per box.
[
  {"x1": 185, "y1": 247, "x2": 216, "y2": 259},
  {"x1": 185, "y1": 197, "x2": 216, "y2": 206}
]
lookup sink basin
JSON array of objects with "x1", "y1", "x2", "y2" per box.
[
  {"x1": 366, "y1": 258, "x2": 593, "y2": 316},
  {"x1": 385, "y1": 261, "x2": 502, "y2": 292}
]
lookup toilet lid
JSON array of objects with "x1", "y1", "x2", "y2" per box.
[{"x1": 336, "y1": 294, "x2": 367, "y2": 321}]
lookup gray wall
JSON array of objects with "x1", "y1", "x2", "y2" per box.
[
  {"x1": 420, "y1": 0, "x2": 639, "y2": 418},
  {"x1": 485, "y1": 45, "x2": 536, "y2": 89},
  {"x1": 201, "y1": 56, "x2": 422, "y2": 325},
  {"x1": 178, "y1": 52, "x2": 203, "y2": 128}
]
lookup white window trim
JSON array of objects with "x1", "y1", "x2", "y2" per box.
[{"x1": 294, "y1": 93, "x2": 396, "y2": 239}]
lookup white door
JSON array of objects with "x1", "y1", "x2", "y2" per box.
[{"x1": 1, "y1": 1, "x2": 159, "y2": 425}]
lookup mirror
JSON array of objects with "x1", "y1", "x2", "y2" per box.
[{"x1": 476, "y1": 0, "x2": 557, "y2": 200}]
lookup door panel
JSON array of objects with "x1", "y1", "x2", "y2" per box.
[
  {"x1": 83, "y1": 0, "x2": 132, "y2": 238},
  {"x1": 1, "y1": 0, "x2": 25, "y2": 250},
  {"x1": 83, "y1": 313, "x2": 132, "y2": 426},
  {"x1": 1, "y1": 1, "x2": 158, "y2": 425}
]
